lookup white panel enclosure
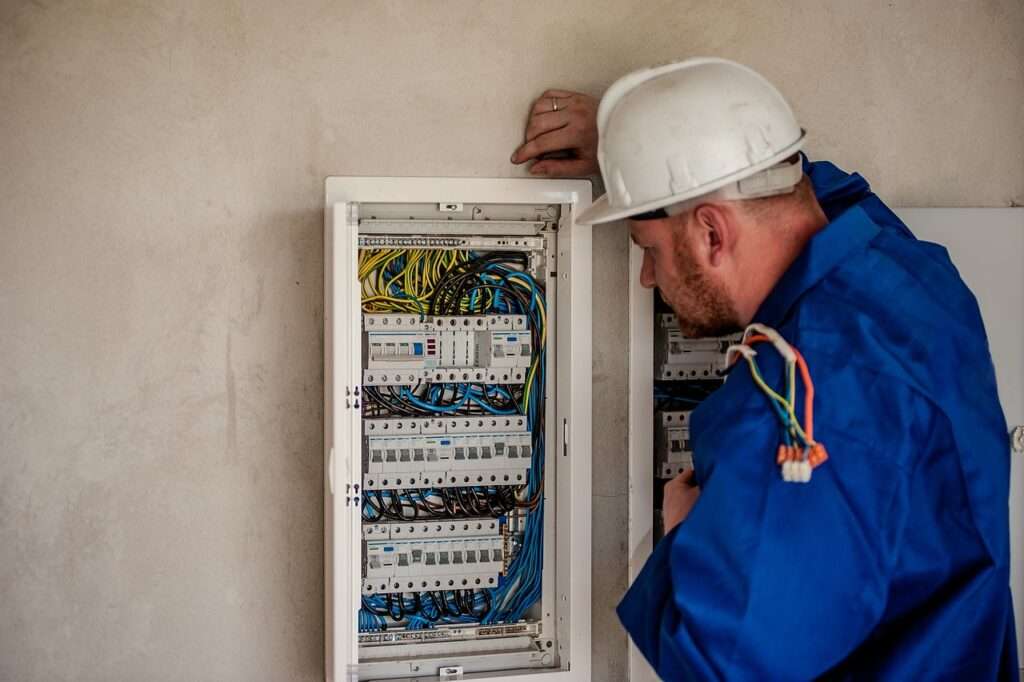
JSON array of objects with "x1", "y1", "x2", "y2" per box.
[{"x1": 325, "y1": 178, "x2": 592, "y2": 682}]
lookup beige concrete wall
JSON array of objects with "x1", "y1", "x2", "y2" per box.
[{"x1": 1, "y1": 1, "x2": 1021, "y2": 680}]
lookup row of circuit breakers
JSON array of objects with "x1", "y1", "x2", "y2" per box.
[
  {"x1": 363, "y1": 313, "x2": 531, "y2": 386},
  {"x1": 362, "y1": 313, "x2": 532, "y2": 596},
  {"x1": 654, "y1": 313, "x2": 736, "y2": 481}
]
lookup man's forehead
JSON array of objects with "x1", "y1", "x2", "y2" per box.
[{"x1": 629, "y1": 219, "x2": 668, "y2": 243}]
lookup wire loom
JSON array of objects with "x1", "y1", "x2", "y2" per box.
[
  {"x1": 727, "y1": 324, "x2": 829, "y2": 484},
  {"x1": 358, "y1": 248, "x2": 547, "y2": 632}
]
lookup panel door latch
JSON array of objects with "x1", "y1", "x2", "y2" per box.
[
  {"x1": 438, "y1": 666, "x2": 464, "y2": 680},
  {"x1": 1011, "y1": 425, "x2": 1024, "y2": 453}
]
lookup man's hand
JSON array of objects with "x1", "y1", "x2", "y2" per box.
[
  {"x1": 663, "y1": 468, "x2": 701, "y2": 534},
  {"x1": 510, "y1": 89, "x2": 599, "y2": 177}
]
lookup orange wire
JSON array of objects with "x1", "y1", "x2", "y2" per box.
[{"x1": 792, "y1": 348, "x2": 814, "y2": 441}]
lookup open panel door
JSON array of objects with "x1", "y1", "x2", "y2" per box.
[{"x1": 326, "y1": 200, "x2": 363, "y2": 681}]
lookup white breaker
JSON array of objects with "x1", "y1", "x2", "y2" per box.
[
  {"x1": 363, "y1": 416, "x2": 533, "y2": 490},
  {"x1": 363, "y1": 518, "x2": 507, "y2": 594},
  {"x1": 363, "y1": 314, "x2": 532, "y2": 386},
  {"x1": 654, "y1": 313, "x2": 737, "y2": 381},
  {"x1": 655, "y1": 410, "x2": 693, "y2": 479}
]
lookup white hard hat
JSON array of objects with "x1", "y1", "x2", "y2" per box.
[{"x1": 577, "y1": 57, "x2": 806, "y2": 225}]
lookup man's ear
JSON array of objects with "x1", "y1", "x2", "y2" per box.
[{"x1": 691, "y1": 203, "x2": 735, "y2": 268}]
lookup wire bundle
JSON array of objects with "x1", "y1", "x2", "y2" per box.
[
  {"x1": 726, "y1": 324, "x2": 828, "y2": 483},
  {"x1": 360, "y1": 249, "x2": 469, "y2": 316},
  {"x1": 357, "y1": 248, "x2": 548, "y2": 630},
  {"x1": 360, "y1": 590, "x2": 494, "y2": 632},
  {"x1": 363, "y1": 383, "x2": 520, "y2": 418},
  {"x1": 654, "y1": 381, "x2": 721, "y2": 411},
  {"x1": 361, "y1": 488, "x2": 518, "y2": 521}
]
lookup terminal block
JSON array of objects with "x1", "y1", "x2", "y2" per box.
[{"x1": 363, "y1": 518, "x2": 501, "y2": 541}]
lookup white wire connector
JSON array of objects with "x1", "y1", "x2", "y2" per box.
[
  {"x1": 724, "y1": 343, "x2": 757, "y2": 368},
  {"x1": 742, "y1": 323, "x2": 796, "y2": 364},
  {"x1": 781, "y1": 458, "x2": 812, "y2": 483}
]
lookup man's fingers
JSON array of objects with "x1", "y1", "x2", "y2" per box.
[
  {"x1": 513, "y1": 90, "x2": 597, "y2": 172},
  {"x1": 531, "y1": 94, "x2": 574, "y2": 116},
  {"x1": 528, "y1": 158, "x2": 594, "y2": 177},
  {"x1": 524, "y1": 110, "x2": 570, "y2": 143},
  {"x1": 512, "y1": 127, "x2": 577, "y2": 164}
]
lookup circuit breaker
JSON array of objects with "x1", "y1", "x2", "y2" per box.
[
  {"x1": 654, "y1": 410, "x2": 693, "y2": 480},
  {"x1": 325, "y1": 177, "x2": 592, "y2": 681},
  {"x1": 654, "y1": 313, "x2": 733, "y2": 381}
]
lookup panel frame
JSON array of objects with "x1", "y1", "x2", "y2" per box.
[{"x1": 325, "y1": 177, "x2": 592, "y2": 682}]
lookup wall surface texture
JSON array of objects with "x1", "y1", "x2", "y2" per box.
[{"x1": 1, "y1": 1, "x2": 1022, "y2": 681}]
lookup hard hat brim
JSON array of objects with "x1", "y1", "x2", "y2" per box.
[{"x1": 576, "y1": 132, "x2": 805, "y2": 225}]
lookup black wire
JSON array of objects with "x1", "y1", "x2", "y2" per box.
[
  {"x1": 465, "y1": 590, "x2": 488, "y2": 618},
  {"x1": 433, "y1": 591, "x2": 453, "y2": 617},
  {"x1": 419, "y1": 592, "x2": 439, "y2": 622},
  {"x1": 386, "y1": 491, "x2": 406, "y2": 520},
  {"x1": 412, "y1": 490, "x2": 443, "y2": 518},
  {"x1": 454, "y1": 590, "x2": 469, "y2": 615},
  {"x1": 427, "y1": 591, "x2": 445, "y2": 618},
  {"x1": 387, "y1": 593, "x2": 404, "y2": 621}
]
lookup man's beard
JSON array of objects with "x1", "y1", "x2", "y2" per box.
[{"x1": 662, "y1": 240, "x2": 740, "y2": 339}]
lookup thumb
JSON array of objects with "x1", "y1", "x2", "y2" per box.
[{"x1": 673, "y1": 467, "x2": 696, "y2": 487}]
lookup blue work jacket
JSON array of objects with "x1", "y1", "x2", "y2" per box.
[{"x1": 618, "y1": 159, "x2": 1018, "y2": 680}]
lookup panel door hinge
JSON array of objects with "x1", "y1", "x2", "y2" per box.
[
  {"x1": 438, "y1": 666, "x2": 463, "y2": 680},
  {"x1": 1011, "y1": 425, "x2": 1024, "y2": 453}
]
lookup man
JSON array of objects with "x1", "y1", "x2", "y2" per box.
[{"x1": 512, "y1": 58, "x2": 1017, "y2": 680}]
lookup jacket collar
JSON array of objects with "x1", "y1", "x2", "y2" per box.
[{"x1": 753, "y1": 205, "x2": 881, "y2": 328}]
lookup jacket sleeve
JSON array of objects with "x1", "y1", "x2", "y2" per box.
[{"x1": 618, "y1": 353, "x2": 924, "y2": 680}]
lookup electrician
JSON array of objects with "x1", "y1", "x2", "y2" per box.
[{"x1": 511, "y1": 58, "x2": 1017, "y2": 680}]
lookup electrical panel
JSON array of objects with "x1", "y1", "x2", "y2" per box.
[
  {"x1": 650, "y1": 305, "x2": 733, "y2": 542},
  {"x1": 325, "y1": 177, "x2": 592, "y2": 682}
]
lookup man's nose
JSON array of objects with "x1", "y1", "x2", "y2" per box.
[{"x1": 640, "y1": 250, "x2": 656, "y2": 289}]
